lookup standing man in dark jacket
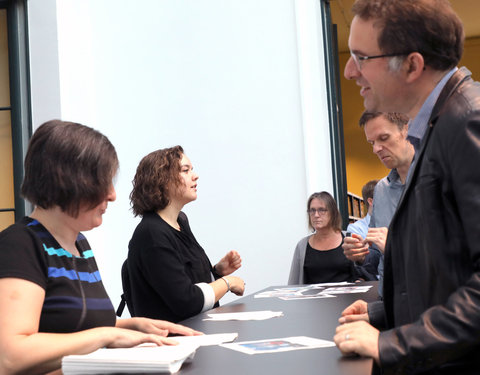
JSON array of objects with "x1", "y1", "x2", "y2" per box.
[{"x1": 334, "y1": 0, "x2": 480, "y2": 374}]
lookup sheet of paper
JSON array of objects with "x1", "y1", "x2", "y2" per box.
[
  {"x1": 220, "y1": 336, "x2": 335, "y2": 355},
  {"x1": 172, "y1": 332, "x2": 238, "y2": 346},
  {"x1": 203, "y1": 310, "x2": 283, "y2": 321},
  {"x1": 255, "y1": 287, "x2": 308, "y2": 298},
  {"x1": 309, "y1": 281, "x2": 354, "y2": 287},
  {"x1": 279, "y1": 294, "x2": 335, "y2": 301},
  {"x1": 322, "y1": 285, "x2": 372, "y2": 294}
]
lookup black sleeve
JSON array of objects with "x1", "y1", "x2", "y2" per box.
[{"x1": 0, "y1": 223, "x2": 48, "y2": 289}]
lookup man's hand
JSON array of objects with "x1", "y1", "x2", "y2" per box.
[
  {"x1": 365, "y1": 227, "x2": 388, "y2": 254},
  {"x1": 334, "y1": 321, "x2": 380, "y2": 364},
  {"x1": 343, "y1": 234, "x2": 369, "y2": 263},
  {"x1": 339, "y1": 299, "x2": 369, "y2": 324}
]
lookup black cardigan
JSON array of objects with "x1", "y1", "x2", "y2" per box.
[{"x1": 126, "y1": 211, "x2": 218, "y2": 323}]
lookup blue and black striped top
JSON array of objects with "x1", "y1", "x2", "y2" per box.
[{"x1": 0, "y1": 217, "x2": 116, "y2": 333}]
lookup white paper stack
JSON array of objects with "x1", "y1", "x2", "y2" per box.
[{"x1": 62, "y1": 343, "x2": 199, "y2": 374}]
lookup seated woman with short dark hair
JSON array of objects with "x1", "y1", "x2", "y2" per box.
[
  {"x1": 0, "y1": 120, "x2": 200, "y2": 375},
  {"x1": 122, "y1": 145, "x2": 245, "y2": 323}
]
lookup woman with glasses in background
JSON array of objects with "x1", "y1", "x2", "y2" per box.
[{"x1": 288, "y1": 191, "x2": 358, "y2": 285}]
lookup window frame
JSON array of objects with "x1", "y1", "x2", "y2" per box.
[
  {"x1": 319, "y1": 0, "x2": 349, "y2": 228},
  {"x1": 3, "y1": 0, "x2": 32, "y2": 221}
]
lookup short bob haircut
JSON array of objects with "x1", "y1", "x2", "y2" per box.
[
  {"x1": 21, "y1": 120, "x2": 118, "y2": 217},
  {"x1": 352, "y1": 0, "x2": 464, "y2": 71},
  {"x1": 130, "y1": 145, "x2": 184, "y2": 217},
  {"x1": 307, "y1": 191, "x2": 342, "y2": 232}
]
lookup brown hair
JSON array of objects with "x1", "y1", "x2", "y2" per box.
[
  {"x1": 358, "y1": 111, "x2": 409, "y2": 131},
  {"x1": 361, "y1": 179, "x2": 378, "y2": 211},
  {"x1": 130, "y1": 145, "x2": 184, "y2": 216},
  {"x1": 352, "y1": 0, "x2": 464, "y2": 71},
  {"x1": 21, "y1": 120, "x2": 118, "y2": 217},
  {"x1": 307, "y1": 192, "x2": 342, "y2": 232}
]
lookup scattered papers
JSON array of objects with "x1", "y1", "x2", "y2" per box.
[
  {"x1": 255, "y1": 282, "x2": 372, "y2": 300},
  {"x1": 221, "y1": 336, "x2": 335, "y2": 355},
  {"x1": 204, "y1": 310, "x2": 283, "y2": 321},
  {"x1": 279, "y1": 293, "x2": 336, "y2": 301},
  {"x1": 254, "y1": 286, "x2": 313, "y2": 299},
  {"x1": 323, "y1": 285, "x2": 372, "y2": 294},
  {"x1": 173, "y1": 332, "x2": 238, "y2": 346},
  {"x1": 62, "y1": 343, "x2": 199, "y2": 374}
]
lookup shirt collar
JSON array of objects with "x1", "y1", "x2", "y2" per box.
[
  {"x1": 407, "y1": 67, "x2": 458, "y2": 146},
  {"x1": 387, "y1": 168, "x2": 401, "y2": 185}
]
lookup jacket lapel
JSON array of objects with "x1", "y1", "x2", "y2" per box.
[{"x1": 390, "y1": 67, "x2": 472, "y2": 222}]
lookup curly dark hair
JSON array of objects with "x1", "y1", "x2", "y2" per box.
[
  {"x1": 307, "y1": 192, "x2": 342, "y2": 232},
  {"x1": 130, "y1": 145, "x2": 184, "y2": 216},
  {"x1": 352, "y1": 0, "x2": 464, "y2": 71},
  {"x1": 20, "y1": 120, "x2": 118, "y2": 217}
]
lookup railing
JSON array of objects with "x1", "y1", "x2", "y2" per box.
[
  {"x1": 0, "y1": 208, "x2": 15, "y2": 231},
  {"x1": 347, "y1": 192, "x2": 365, "y2": 223}
]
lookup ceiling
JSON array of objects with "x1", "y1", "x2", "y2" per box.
[{"x1": 330, "y1": 0, "x2": 480, "y2": 53}]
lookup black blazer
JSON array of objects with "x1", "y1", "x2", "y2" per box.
[{"x1": 372, "y1": 67, "x2": 480, "y2": 374}]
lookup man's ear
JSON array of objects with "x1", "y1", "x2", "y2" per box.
[
  {"x1": 367, "y1": 197, "x2": 374, "y2": 208},
  {"x1": 404, "y1": 52, "x2": 425, "y2": 83}
]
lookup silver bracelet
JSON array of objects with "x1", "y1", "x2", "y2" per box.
[{"x1": 221, "y1": 277, "x2": 230, "y2": 292}]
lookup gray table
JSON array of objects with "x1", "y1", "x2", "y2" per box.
[{"x1": 177, "y1": 282, "x2": 378, "y2": 375}]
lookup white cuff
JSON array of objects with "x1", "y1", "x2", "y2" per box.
[{"x1": 195, "y1": 282, "x2": 215, "y2": 312}]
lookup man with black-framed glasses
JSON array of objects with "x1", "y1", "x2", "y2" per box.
[
  {"x1": 349, "y1": 51, "x2": 410, "y2": 71},
  {"x1": 333, "y1": 0, "x2": 480, "y2": 374}
]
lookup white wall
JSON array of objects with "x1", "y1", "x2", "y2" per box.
[
  {"x1": 27, "y1": 0, "x2": 62, "y2": 125},
  {"x1": 27, "y1": 0, "x2": 333, "y2": 309}
]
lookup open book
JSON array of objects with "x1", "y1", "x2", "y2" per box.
[{"x1": 62, "y1": 343, "x2": 199, "y2": 374}]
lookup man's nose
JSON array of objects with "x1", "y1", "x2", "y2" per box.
[
  {"x1": 344, "y1": 56, "x2": 360, "y2": 80},
  {"x1": 373, "y1": 143, "x2": 383, "y2": 154}
]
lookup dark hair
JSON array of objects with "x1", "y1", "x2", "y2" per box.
[
  {"x1": 352, "y1": 0, "x2": 464, "y2": 71},
  {"x1": 362, "y1": 179, "x2": 378, "y2": 210},
  {"x1": 307, "y1": 191, "x2": 342, "y2": 232},
  {"x1": 21, "y1": 120, "x2": 118, "y2": 217},
  {"x1": 130, "y1": 145, "x2": 184, "y2": 217},
  {"x1": 358, "y1": 111, "x2": 409, "y2": 131}
]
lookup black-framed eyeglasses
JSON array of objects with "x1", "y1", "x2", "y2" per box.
[
  {"x1": 350, "y1": 51, "x2": 410, "y2": 70},
  {"x1": 307, "y1": 208, "x2": 328, "y2": 216}
]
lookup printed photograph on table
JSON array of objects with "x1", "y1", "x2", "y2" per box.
[
  {"x1": 255, "y1": 282, "x2": 372, "y2": 300},
  {"x1": 221, "y1": 336, "x2": 335, "y2": 355}
]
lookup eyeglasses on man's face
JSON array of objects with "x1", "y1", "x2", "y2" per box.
[
  {"x1": 308, "y1": 208, "x2": 328, "y2": 216},
  {"x1": 350, "y1": 51, "x2": 409, "y2": 70}
]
